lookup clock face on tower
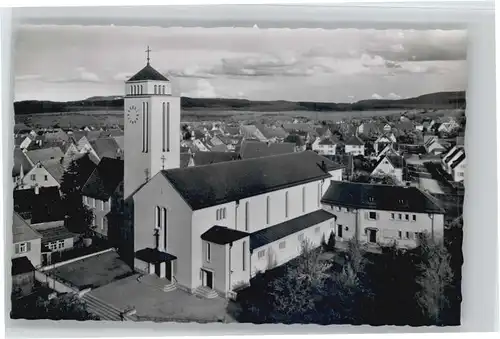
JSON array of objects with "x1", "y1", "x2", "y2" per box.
[{"x1": 127, "y1": 105, "x2": 140, "y2": 124}]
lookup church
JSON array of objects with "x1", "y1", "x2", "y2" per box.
[{"x1": 120, "y1": 50, "x2": 343, "y2": 298}]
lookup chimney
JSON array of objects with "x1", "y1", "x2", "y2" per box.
[{"x1": 34, "y1": 185, "x2": 39, "y2": 195}]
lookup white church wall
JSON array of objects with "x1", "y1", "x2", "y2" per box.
[
  {"x1": 133, "y1": 172, "x2": 194, "y2": 290},
  {"x1": 250, "y1": 217, "x2": 335, "y2": 277}
]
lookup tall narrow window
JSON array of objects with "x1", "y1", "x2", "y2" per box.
[
  {"x1": 318, "y1": 183, "x2": 321, "y2": 206},
  {"x1": 145, "y1": 102, "x2": 149, "y2": 153},
  {"x1": 206, "y1": 242, "x2": 211, "y2": 262},
  {"x1": 166, "y1": 103, "x2": 170, "y2": 151},
  {"x1": 154, "y1": 85, "x2": 157, "y2": 94},
  {"x1": 162, "y1": 102, "x2": 166, "y2": 152},
  {"x1": 285, "y1": 191, "x2": 289, "y2": 218},
  {"x1": 302, "y1": 186, "x2": 306, "y2": 212},
  {"x1": 242, "y1": 241, "x2": 247, "y2": 271},
  {"x1": 140, "y1": 85, "x2": 143, "y2": 95},
  {"x1": 155, "y1": 206, "x2": 161, "y2": 228},
  {"x1": 245, "y1": 202, "x2": 249, "y2": 231},
  {"x1": 162, "y1": 207, "x2": 167, "y2": 250},
  {"x1": 163, "y1": 85, "x2": 166, "y2": 94},
  {"x1": 266, "y1": 196, "x2": 271, "y2": 224},
  {"x1": 142, "y1": 102, "x2": 145, "y2": 152}
]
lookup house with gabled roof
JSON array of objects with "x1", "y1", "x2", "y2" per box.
[
  {"x1": 424, "y1": 135, "x2": 446, "y2": 155},
  {"x1": 442, "y1": 146, "x2": 466, "y2": 182},
  {"x1": 311, "y1": 136, "x2": 338, "y2": 155},
  {"x1": 17, "y1": 160, "x2": 63, "y2": 190},
  {"x1": 373, "y1": 133, "x2": 397, "y2": 155},
  {"x1": 82, "y1": 157, "x2": 124, "y2": 239},
  {"x1": 125, "y1": 151, "x2": 343, "y2": 298},
  {"x1": 321, "y1": 181, "x2": 445, "y2": 249},
  {"x1": 12, "y1": 212, "x2": 42, "y2": 296},
  {"x1": 25, "y1": 147, "x2": 64, "y2": 166},
  {"x1": 371, "y1": 155, "x2": 405, "y2": 184},
  {"x1": 344, "y1": 135, "x2": 365, "y2": 156}
]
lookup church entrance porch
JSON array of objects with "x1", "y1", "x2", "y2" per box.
[
  {"x1": 201, "y1": 269, "x2": 214, "y2": 289},
  {"x1": 135, "y1": 248, "x2": 177, "y2": 281}
]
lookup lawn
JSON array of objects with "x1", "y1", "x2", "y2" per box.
[{"x1": 49, "y1": 250, "x2": 134, "y2": 290}]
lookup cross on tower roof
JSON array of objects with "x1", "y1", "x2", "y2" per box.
[{"x1": 146, "y1": 46, "x2": 152, "y2": 65}]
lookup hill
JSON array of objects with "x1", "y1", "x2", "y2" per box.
[{"x1": 14, "y1": 91, "x2": 465, "y2": 115}]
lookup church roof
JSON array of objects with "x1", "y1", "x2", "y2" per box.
[
  {"x1": 161, "y1": 151, "x2": 341, "y2": 210},
  {"x1": 127, "y1": 63, "x2": 169, "y2": 82}
]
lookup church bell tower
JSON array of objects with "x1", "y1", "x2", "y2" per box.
[{"x1": 124, "y1": 47, "x2": 180, "y2": 197}]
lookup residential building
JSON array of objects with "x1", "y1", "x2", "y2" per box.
[
  {"x1": 441, "y1": 146, "x2": 466, "y2": 182},
  {"x1": 25, "y1": 147, "x2": 64, "y2": 166},
  {"x1": 12, "y1": 212, "x2": 42, "y2": 268},
  {"x1": 424, "y1": 136, "x2": 446, "y2": 155},
  {"x1": 239, "y1": 140, "x2": 295, "y2": 159},
  {"x1": 311, "y1": 137, "x2": 337, "y2": 155},
  {"x1": 17, "y1": 160, "x2": 64, "y2": 190},
  {"x1": 373, "y1": 133, "x2": 397, "y2": 155},
  {"x1": 182, "y1": 151, "x2": 240, "y2": 168},
  {"x1": 321, "y1": 181, "x2": 445, "y2": 249},
  {"x1": 344, "y1": 135, "x2": 365, "y2": 156},
  {"x1": 82, "y1": 157, "x2": 124, "y2": 238},
  {"x1": 240, "y1": 125, "x2": 268, "y2": 142},
  {"x1": 126, "y1": 151, "x2": 343, "y2": 298},
  {"x1": 371, "y1": 155, "x2": 405, "y2": 184},
  {"x1": 12, "y1": 148, "x2": 33, "y2": 188}
]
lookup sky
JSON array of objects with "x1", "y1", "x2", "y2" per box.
[{"x1": 14, "y1": 24, "x2": 467, "y2": 103}]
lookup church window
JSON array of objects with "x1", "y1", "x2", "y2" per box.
[
  {"x1": 154, "y1": 85, "x2": 157, "y2": 94},
  {"x1": 140, "y1": 85, "x2": 143, "y2": 95},
  {"x1": 206, "y1": 242, "x2": 211, "y2": 262},
  {"x1": 242, "y1": 241, "x2": 247, "y2": 271},
  {"x1": 162, "y1": 207, "x2": 167, "y2": 250},
  {"x1": 266, "y1": 196, "x2": 271, "y2": 224},
  {"x1": 155, "y1": 206, "x2": 161, "y2": 228},
  {"x1": 145, "y1": 102, "x2": 149, "y2": 153},
  {"x1": 245, "y1": 202, "x2": 250, "y2": 231},
  {"x1": 142, "y1": 102, "x2": 146, "y2": 152},
  {"x1": 162, "y1": 85, "x2": 166, "y2": 94},
  {"x1": 302, "y1": 186, "x2": 306, "y2": 212},
  {"x1": 162, "y1": 103, "x2": 166, "y2": 152},
  {"x1": 285, "y1": 191, "x2": 289, "y2": 218},
  {"x1": 167, "y1": 103, "x2": 170, "y2": 151}
]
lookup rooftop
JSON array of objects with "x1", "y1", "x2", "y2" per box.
[
  {"x1": 25, "y1": 147, "x2": 64, "y2": 164},
  {"x1": 239, "y1": 140, "x2": 295, "y2": 159},
  {"x1": 37, "y1": 225, "x2": 78, "y2": 244},
  {"x1": 321, "y1": 181, "x2": 445, "y2": 214},
  {"x1": 201, "y1": 226, "x2": 249, "y2": 245},
  {"x1": 13, "y1": 187, "x2": 65, "y2": 224},
  {"x1": 81, "y1": 157, "x2": 124, "y2": 200},
  {"x1": 12, "y1": 212, "x2": 42, "y2": 243},
  {"x1": 127, "y1": 63, "x2": 169, "y2": 82},
  {"x1": 12, "y1": 257, "x2": 35, "y2": 276},
  {"x1": 250, "y1": 209, "x2": 336, "y2": 251},
  {"x1": 161, "y1": 151, "x2": 340, "y2": 210}
]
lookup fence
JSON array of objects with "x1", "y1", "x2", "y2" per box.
[
  {"x1": 39, "y1": 248, "x2": 114, "y2": 272},
  {"x1": 34, "y1": 270, "x2": 78, "y2": 294}
]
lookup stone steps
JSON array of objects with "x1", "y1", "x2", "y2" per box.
[
  {"x1": 138, "y1": 274, "x2": 177, "y2": 293},
  {"x1": 194, "y1": 286, "x2": 219, "y2": 299},
  {"x1": 82, "y1": 293, "x2": 123, "y2": 321}
]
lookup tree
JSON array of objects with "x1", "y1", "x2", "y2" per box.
[
  {"x1": 267, "y1": 239, "x2": 332, "y2": 323},
  {"x1": 60, "y1": 159, "x2": 94, "y2": 234},
  {"x1": 326, "y1": 231, "x2": 336, "y2": 252},
  {"x1": 415, "y1": 234, "x2": 454, "y2": 325},
  {"x1": 284, "y1": 134, "x2": 304, "y2": 147},
  {"x1": 11, "y1": 293, "x2": 99, "y2": 320}
]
